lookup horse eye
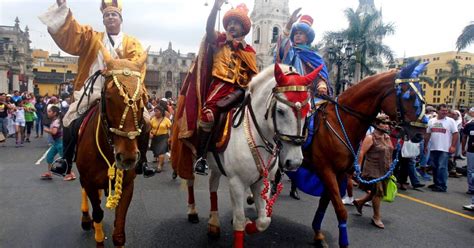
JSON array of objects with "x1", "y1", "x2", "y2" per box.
[{"x1": 276, "y1": 108, "x2": 285, "y2": 116}]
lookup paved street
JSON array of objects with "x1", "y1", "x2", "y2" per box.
[{"x1": 0, "y1": 137, "x2": 473, "y2": 248}]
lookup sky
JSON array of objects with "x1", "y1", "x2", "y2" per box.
[{"x1": 1, "y1": 0, "x2": 473, "y2": 58}]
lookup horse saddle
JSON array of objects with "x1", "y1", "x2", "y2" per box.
[{"x1": 209, "y1": 88, "x2": 245, "y2": 153}]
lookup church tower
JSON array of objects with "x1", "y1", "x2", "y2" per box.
[{"x1": 250, "y1": 0, "x2": 290, "y2": 70}]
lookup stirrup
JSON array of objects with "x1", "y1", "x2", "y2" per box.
[{"x1": 194, "y1": 157, "x2": 209, "y2": 176}]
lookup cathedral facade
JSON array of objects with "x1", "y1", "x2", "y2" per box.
[
  {"x1": 144, "y1": 42, "x2": 196, "y2": 99},
  {"x1": 0, "y1": 17, "x2": 33, "y2": 94},
  {"x1": 250, "y1": 0, "x2": 290, "y2": 70}
]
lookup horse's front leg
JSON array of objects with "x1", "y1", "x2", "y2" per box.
[
  {"x1": 323, "y1": 172, "x2": 349, "y2": 248},
  {"x1": 229, "y1": 178, "x2": 246, "y2": 248},
  {"x1": 313, "y1": 192, "x2": 330, "y2": 248},
  {"x1": 247, "y1": 180, "x2": 271, "y2": 234},
  {"x1": 112, "y1": 180, "x2": 134, "y2": 247},
  {"x1": 208, "y1": 169, "x2": 222, "y2": 238},
  {"x1": 186, "y1": 179, "x2": 199, "y2": 223}
]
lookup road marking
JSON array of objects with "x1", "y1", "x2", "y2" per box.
[
  {"x1": 35, "y1": 147, "x2": 52, "y2": 165},
  {"x1": 398, "y1": 193, "x2": 474, "y2": 221}
]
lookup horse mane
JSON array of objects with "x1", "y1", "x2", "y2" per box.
[{"x1": 338, "y1": 69, "x2": 397, "y2": 101}]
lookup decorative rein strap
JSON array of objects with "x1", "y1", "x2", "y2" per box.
[
  {"x1": 334, "y1": 97, "x2": 400, "y2": 185},
  {"x1": 104, "y1": 69, "x2": 144, "y2": 140},
  {"x1": 96, "y1": 113, "x2": 123, "y2": 210}
]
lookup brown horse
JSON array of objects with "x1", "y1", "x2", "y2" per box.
[
  {"x1": 75, "y1": 46, "x2": 148, "y2": 247},
  {"x1": 302, "y1": 61, "x2": 427, "y2": 247}
]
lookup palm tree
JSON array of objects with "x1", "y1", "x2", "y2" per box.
[
  {"x1": 437, "y1": 60, "x2": 474, "y2": 109},
  {"x1": 322, "y1": 8, "x2": 395, "y2": 82},
  {"x1": 456, "y1": 22, "x2": 474, "y2": 51}
]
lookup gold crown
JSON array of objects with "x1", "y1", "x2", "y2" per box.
[{"x1": 100, "y1": 0, "x2": 122, "y2": 15}]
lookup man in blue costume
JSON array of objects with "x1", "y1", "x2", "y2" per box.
[
  {"x1": 273, "y1": 8, "x2": 331, "y2": 200},
  {"x1": 275, "y1": 8, "x2": 330, "y2": 96}
]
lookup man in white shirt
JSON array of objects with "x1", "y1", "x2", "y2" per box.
[{"x1": 424, "y1": 104, "x2": 459, "y2": 192}]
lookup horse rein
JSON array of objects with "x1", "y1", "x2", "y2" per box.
[{"x1": 101, "y1": 68, "x2": 145, "y2": 141}]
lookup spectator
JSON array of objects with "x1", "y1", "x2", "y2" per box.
[
  {"x1": 35, "y1": 96, "x2": 46, "y2": 138},
  {"x1": 461, "y1": 107, "x2": 474, "y2": 195},
  {"x1": 353, "y1": 113, "x2": 394, "y2": 229},
  {"x1": 40, "y1": 106, "x2": 63, "y2": 180},
  {"x1": 0, "y1": 94, "x2": 9, "y2": 144},
  {"x1": 424, "y1": 104, "x2": 459, "y2": 192},
  {"x1": 150, "y1": 106, "x2": 172, "y2": 173},
  {"x1": 23, "y1": 98, "x2": 36, "y2": 143},
  {"x1": 12, "y1": 100, "x2": 26, "y2": 147}
]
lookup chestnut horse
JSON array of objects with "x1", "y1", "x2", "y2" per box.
[
  {"x1": 301, "y1": 61, "x2": 427, "y2": 247},
  {"x1": 75, "y1": 46, "x2": 148, "y2": 247}
]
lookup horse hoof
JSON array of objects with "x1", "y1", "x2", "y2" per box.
[
  {"x1": 313, "y1": 239, "x2": 328, "y2": 248},
  {"x1": 96, "y1": 241, "x2": 104, "y2": 248},
  {"x1": 245, "y1": 221, "x2": 259, "y2": 235},
  {"x1": 246, "y1": 195, "x2": 254, "y2": 205},
  {"x1": 81, "y1": 214, "x2": 93, "y2": 231},
  {"x1": 207, "y1": 224, "x2": 221, "y2": 239},
  {"x1": 188, "y1": 213, "x2": 199, "y2": 223}
]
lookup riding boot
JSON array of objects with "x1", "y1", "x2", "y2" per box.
[
  {"x1": 194, "y1": 128, "x2": 212, "y2": 176},
  {"x1": 289, "y1": 180, "x2": 300, "y2": 200},
  {"x1": 137, "y1": 128, "x2": 156, "y2": 178},
  {"x1": 53, "y1": 124, "x2": 75, "y2": 176}
]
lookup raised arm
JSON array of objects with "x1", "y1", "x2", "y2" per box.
[
  {"x1": 206, "y1": 0, "x2": 226, "y2": 43},
  {"x1": 284, "y1": 8, "x2": 302, "y2": 36},
  {"x1": 39, "y1": 0, "x2": 96, "y2": 56}
]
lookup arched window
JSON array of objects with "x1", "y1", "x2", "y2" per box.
[
  {"x1": 254, "y1": 27, "x2": 261, "y2": 44},
  {"x1": 271, "y1": 27, "x2": 279, "y2": 43},
  {"x1": 167, "y1": 71, "x2": 173, "y2": 82}
]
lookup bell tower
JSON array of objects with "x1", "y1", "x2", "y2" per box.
[{"x1": 250, "y1": 0, "x2": 290, "y2": 70}]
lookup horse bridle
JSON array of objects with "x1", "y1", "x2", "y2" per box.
[
  {"x1": 100, "y1": 68, "x2": 145, "y2": 143},
  {"x1": 393, "y1": 77, "x2": 427, "y2": 128},
  {"x1": 234, "y1": 84, "x2": 310, "y2": 172}
]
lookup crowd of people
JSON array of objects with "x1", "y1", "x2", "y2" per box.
[{"x1": 340, "y1": 104, "x2": 474, "y2": 229}]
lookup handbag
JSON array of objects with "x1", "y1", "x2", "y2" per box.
[
  {"x1": 33, "y1": 112, "x2": 38, "y2": 121},
  {"x1": 401, "y1": 140, "x2": 420, "y2": 158},
  {"x1": 383, "y1": 175, "x2": 398, "y2": 202}
]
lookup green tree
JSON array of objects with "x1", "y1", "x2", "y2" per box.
[
  {"x1": 456, "y1": 22, "x2": 474, "y2": 51},
  {"x1": 437, "y1": 60, "x2": 474, "y2": 108},
  {"x1": 322, "y1": 8, "x2": 395, "y2": 82}
]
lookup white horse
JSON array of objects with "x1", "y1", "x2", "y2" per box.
[{"x1": 186, "y1": 63, "x2": 323, "y2": 247}]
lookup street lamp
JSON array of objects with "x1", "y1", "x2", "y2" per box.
[{"x1": 327, "y1": 38, "x2": 355, "y2": 96}]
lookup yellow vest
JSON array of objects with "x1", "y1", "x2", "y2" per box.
[{"x1": 212, "y1": 45, "x2": 258, "y2": 88}]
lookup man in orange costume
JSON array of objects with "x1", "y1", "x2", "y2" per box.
[
  {"x1": 39, "y1": 0, "x2": 155, "y2": 177},
  {"x1": 171, "y1": 0, "x2": 258, "y2": 177}
]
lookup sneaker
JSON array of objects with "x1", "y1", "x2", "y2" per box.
[
  {"x1": 462, "y1": 204, "x2": 474, "y2": 211},
  {"x1": 466, "y1": 190, "x2": 474, "y2": 195},
  {"x1": 412, "y1": 183, "x2": 425, "y2": 189},
  {"x1": 25, "y1": 138, "x2": 30, "y2": 143},
  {"x1": 431, "y1": 187, "x2": 446, "y2": 192},
  {"x1": 427, "y1": 184, "x2": 437, "y2": 189},
  {"x1": 342, "y1": 196, "x2": 354, "y2": 205}
]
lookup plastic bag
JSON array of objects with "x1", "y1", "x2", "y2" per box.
[
  {"x1": 383, "y1": 175, "x2": 398, "y2": 202},
  {"x1": 401, "y1": 140, "x2": 420, "y2": 158}
]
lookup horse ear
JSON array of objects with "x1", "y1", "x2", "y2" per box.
[
  {"x1": 399, "y1": 60, "x2": 420, "y2": 79},
  {"x1": 274, "y1": 63, "x2": 285, "y2": 85},
  {"x1": 137, "y1": 46, "x2": 150, "y2": 67},
  {"x1": 98, "y1": 41, "x2": 113, "y2": 64},
  {"x1": 303, "y1": 64, "x2": 323, "y2": 85}
]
